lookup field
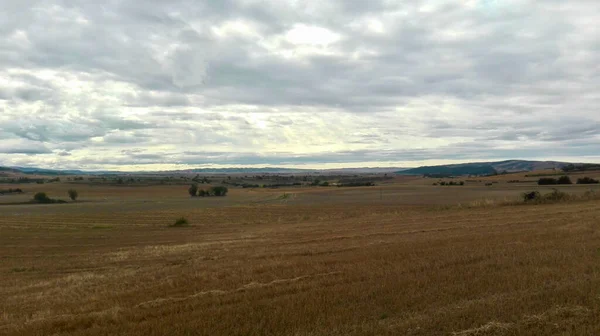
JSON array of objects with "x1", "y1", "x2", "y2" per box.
[{"x1": 1, "y1": 173, "x2": 600, "y2": 335}]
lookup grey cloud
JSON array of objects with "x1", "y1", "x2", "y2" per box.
[
  {"x1": 0, "y1": 0, "x2": 599, "y2": 168},
  {"x1": 0, "y1": 139, "x2": 52, "y2": 154}
]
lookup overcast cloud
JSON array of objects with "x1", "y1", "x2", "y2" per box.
[{"x1": 1, "y1": 0, "x2": 599, "y2": 170}]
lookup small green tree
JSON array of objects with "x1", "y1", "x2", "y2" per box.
[
  {"x1": 556, "y1": 176, "x2": 572, "y2": 185},
  {"x1": 68, "y1": 189, "x2": 78, "y2": 201},
  {"x1": 33, "y1": 192, "x2": 52, "y2": 204},
  {"x1": 188, "y1": 184, "x2": 199, "y2": 197},
  {"x1": 210, "y1": 186, "x2": 228, "y2": 196}
]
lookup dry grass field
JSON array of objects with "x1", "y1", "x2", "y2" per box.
[{"x1": 1, "y1": 176, "x2": 600, "y2": 335}]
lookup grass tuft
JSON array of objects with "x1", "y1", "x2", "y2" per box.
[{"x1": 170, "y1": 217, "x2": 190, "y2": 227}]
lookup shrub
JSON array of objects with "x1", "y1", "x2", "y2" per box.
[
  {"x1": 538, "y1": 178, "x2": 557, "y2": 185},
  {"x1": 577, "y1": 177, "x2": 600, "y2": 184},
  {"x1": 170, "y1": 217, "x2": 189, "y2": 227},
  {"x1": 556, "y1": 176, "x2": 572, "y2": 185},
  {"x1": 0, "y1": 188, "x2": 23, "y2": 195},
  {"x1": 33, "y1": 192, "x2": 52, "y2": 203},
  {"x1": 68, "y1": 189, "x2": 78, "y2": 201},
  {"x1": 337, "y1": 182, "x2": 375, "y2": 187},
  {"x1": 210, "y1": 186, "x2": 228, "y2": 196},
  {"x1": 188, "y1": 184, "x2": 198, "y2": 197},
  {"x1": 522, "y1": 191, "x2": 541, "y2": 202},
  {"x1": 543, "y1": 189, "x2": 570, "y2": 202}
]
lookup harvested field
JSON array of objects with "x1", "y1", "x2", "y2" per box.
[{"x1": 1, "y1": 180, "x2": 600, "y2": 335}]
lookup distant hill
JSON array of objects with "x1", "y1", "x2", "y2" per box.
[
  {"x1": 0, "y1": 167, "x2": 21, "y2": 173},
  {"x1": 0, "y1": 165, "x2": 409, "y2": 176},
  {"x1": 396, "y1": 160, "x2": 570, "y2": 177}
]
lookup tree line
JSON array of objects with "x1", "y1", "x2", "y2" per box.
[{"x1": 188, "y1": 184, "x2": 228, "y2": 197}]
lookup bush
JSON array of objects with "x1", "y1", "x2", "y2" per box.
[
  {"x1": 32, "y1": 192, "x2": 67, "y2": 204},
  {"x1": 577, "y1": 177, "x2": 600, "y2": 184},
  {"x1": 337, "y1": 181, "x2": 375, "y2": 187},
  {"x1": 522, "y1": 191, "x2": 541, "y2": 202},
  {"x1": 68, "y1": 189, "x2": 78, "y2": 201},
  {"x1": 556, "y1": 176, "x2": 572, "y2": 185},
  {"x1": 170, "y1": 217, "x2": 189, "y2": 227},
  {"x1": 436, "y1": 181, "x2": 465, "y2": 186},
  {"x1": 521, "y1": 189, "x2": 573, "y2": 203},
  {"x1": 33, "y1": 192, "x2": 52, "y2": 203},
  {"x1": 210, "y1": 186, "x2": 228, "y2": 196},
  {"x1": 0, "y1": 188, "x2": 23, "y2": 195},
  {"x1": 538, "y1": 178, "x2": 557, "y2": 185},
  {"x1": 188, "y1": 184, "x2": 198, "y2": 197},
  {"x1": 543, "y1": 189, "x2": 570, "y2": 202}
]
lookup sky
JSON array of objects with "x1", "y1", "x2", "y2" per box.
[{"x1": 1, "y1": 0, "x2": 599, "y2": 171}]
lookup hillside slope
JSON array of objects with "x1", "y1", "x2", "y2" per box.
[{"x1": 397, "y1": 160, "x2": 569, "y2": 176}]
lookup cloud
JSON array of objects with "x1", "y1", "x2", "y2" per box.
[
  {"x1": 0, "y1": 0, "x2": 599, "y2": 170},
  {"x1": 0, "y1": 139, "x2": 52, "y2": 155}
]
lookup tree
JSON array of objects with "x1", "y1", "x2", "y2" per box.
[
  {"x1": 538, "y1": 178, "x2": 557, "y2": 185},
  {"x1": 577, "y1": 177, "x2": 600, "y2": 184},
  {"x1": 33, "y1": 192, "x2": 52, "y2": 204},
  {"x1": 210, "y1": 186, "x2": 228, "y2": 196},
  {"x1": 556, "y1": 176, "x2": 572, "y2": 185},
  {"x1": 188, "y1": 184, "x2": 199, "y2": 197},
  {"x1": 68, "y1": 189, "x2": 78, "y2": 201}
]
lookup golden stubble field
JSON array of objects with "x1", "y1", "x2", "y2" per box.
[{"x1": 1, "y1": 178, "x2": 600, "y2": 335}]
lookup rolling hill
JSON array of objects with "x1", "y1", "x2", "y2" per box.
[{"x1": 396, "y1": 160, "x2": 570, "y2": 176}]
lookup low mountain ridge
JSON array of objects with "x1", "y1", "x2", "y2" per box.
[
  {"x1": 0, "y1": 165, "x2": 409, "y2": 175},
  {"x1": 397, "y1": 160, "x2": 570, "y2": 176}
]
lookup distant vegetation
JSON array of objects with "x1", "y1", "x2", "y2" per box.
[
  {"x1": 189, "y1": 184, "x2": 229, "y2": 197},
  {"x1": 538, "y1": 176, "x2": 573, "y2": 185},
  {"x1": 210, "y1": 186, "x2": 229, "y2": 196},
  {"x1": 0, "y1": 177, "x2": 48, "y2": 184},
  {"x1": 169, "y1": 217, "x2": 189, "y2": 227},
  {"x1": 188, "y1": 184, "x2": 198, "y2": 197},
  {"x1": 32, "y1": 192, "x2": 67, "y2": 204},
  {"x1": 337, "y1": 182, "x2": 375, "y2": 187},
  {"x1": 433, "y1": 181, "x2": 465, "y2": 186},
  {"x1": 0, "y1": 188, "x2": 23, "y2": 195},
  {"x1": 68, "y1": 189, "x2": 79, "y2": 201},
  {"x1": 577, "y1": 177, "x2": 599, "y2": 184},
  {"x1": 562, "y1": 163, "x2": 600, "y2": 172},
  {"x1": 521, "y1": 189, "x2": 598, "y2": 204}
]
